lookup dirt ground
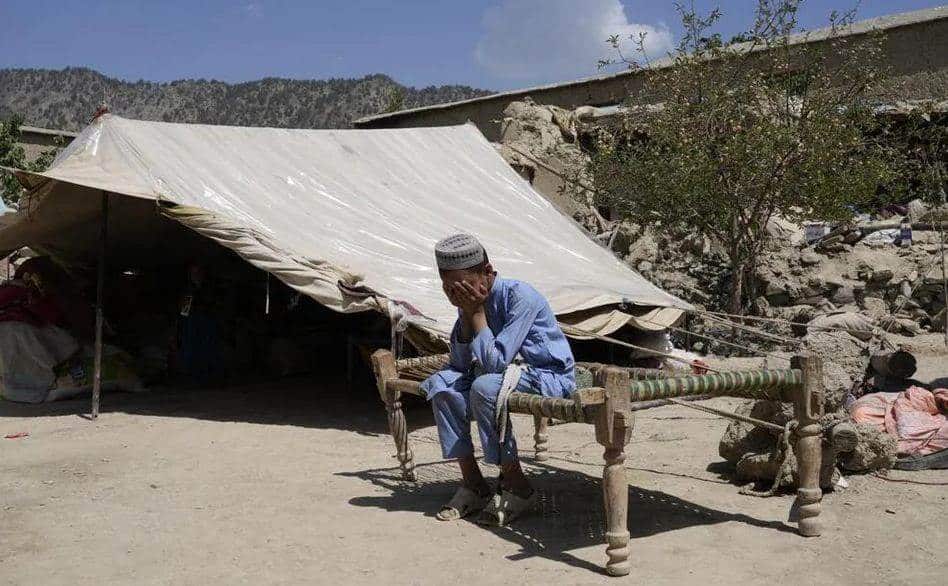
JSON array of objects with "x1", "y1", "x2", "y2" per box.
[{"x1": 2, "y1": 351, "x2": 946, "y2": 585}]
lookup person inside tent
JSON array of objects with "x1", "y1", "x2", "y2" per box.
[
  {"x1": 421, "y1": 234, "x2": 575, "y2": 526},
  {"x1": 173, "y1": 262, "x2": 224, "y2": 386}
]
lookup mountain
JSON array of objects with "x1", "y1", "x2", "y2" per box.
[{"x1": 0, "y1": 67, "x2": 492, "y2": 131}]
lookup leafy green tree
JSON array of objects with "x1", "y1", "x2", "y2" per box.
[
  {"x1": 883, "y1": 107, "x2": 947, "y2": 207},
  {"x1": 591, "y1": 1, "x2": 901, "y2": 313},
  {"x1": 0, "y1": 114, "x2": 61, "y2": 207}
]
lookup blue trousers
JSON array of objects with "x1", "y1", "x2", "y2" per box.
[{"x1": 424, "y1": 369, "x2": 572, "y2": 465}]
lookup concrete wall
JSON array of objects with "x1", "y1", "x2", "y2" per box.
[
  {"x1": 356, "y1": 9, "x2": 948, "y2": 141},
  {"x1": 17, "y1": 126, "x2": 76, "y2": 163}
]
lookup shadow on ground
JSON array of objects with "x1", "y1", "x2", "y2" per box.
[
  {"x1": 339, "y1": 459, "x2": 795, "y2": 575},
  {"x1": 0, "y1": 371, "x2": 435, "y2": 436}
]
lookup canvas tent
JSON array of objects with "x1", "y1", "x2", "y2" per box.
[{"x1": 1, "y1": 115, "x2": 689, "y2": 353}]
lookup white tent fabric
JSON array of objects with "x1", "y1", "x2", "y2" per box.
[{"x1": 2, "y1": 115, "x2": 689, "y2": 339}]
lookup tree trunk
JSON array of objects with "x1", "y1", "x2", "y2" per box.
[{"x1": 729, "y1": 255, "x2": 745, "y2": 315}]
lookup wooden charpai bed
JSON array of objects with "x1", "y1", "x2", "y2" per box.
[{"x1": 371, "y1": 350, "x2": 825, "y2": 576}]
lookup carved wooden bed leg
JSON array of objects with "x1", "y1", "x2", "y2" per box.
[
  {"x1": 594, "y1": 367, "x2": 633, "y2": 577},
  {"x1": 792, "y1": 354, "x2": 824, "y2": 537},
  {"x1": 371, "y1": 349, "x2": 416, "y2": 481},
  {"x1": 533, "y1": 415, "x2": 550, "y2": 462}
]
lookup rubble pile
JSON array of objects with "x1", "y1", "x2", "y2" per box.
[
  {"x1": 719, "y1": 331, "x2": 900, "y2": 489},
  {"x1": 496, "y1": 99, "x2": 945, "y2": 487},
  {"x1": 496, "y1": 99, "x2": 948, "y2": 341}
]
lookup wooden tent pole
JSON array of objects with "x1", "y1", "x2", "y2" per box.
[{"x1": 91, "y1": 191, "x2": 109, "y2": 420}]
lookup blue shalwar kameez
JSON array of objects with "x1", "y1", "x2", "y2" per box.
[{"x1": 421, "y1": 277, "x2": 575, "y2": 465}]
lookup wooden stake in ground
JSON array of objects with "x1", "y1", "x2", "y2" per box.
[{"x1": 91, "y1": 191, "x2": 109, "y2": 420}]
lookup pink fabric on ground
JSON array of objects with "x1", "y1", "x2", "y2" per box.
[{"x1": 850, "y1": 387, "x2": 948, "y2": 456}]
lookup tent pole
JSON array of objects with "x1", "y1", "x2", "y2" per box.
[{"x1": 92, "y1": 191, "x2": 109, "y2": 420}]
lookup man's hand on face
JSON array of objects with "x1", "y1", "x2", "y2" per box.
[
  {"x1": 443, "y1": 283, "x2": 463, "y2": 308},
  {"x1": 450, "y1": 280, "x2": 488, "y2": 315}
]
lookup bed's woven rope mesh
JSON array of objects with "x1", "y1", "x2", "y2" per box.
[
  {"x1": 507, "y1": 393, "x2": 586, "y2": 422},
  {"x1": 504, "y1": 369, "x2": 802, "y2": 421},
  {"x1": 396, "y1": 354, "x2": 450, "y2": 381},
  {"x1": 393, "y1": 356, "x2": 800, "y2": 418},
  {"x1": 626, "y1": 369, "x2": 801, "y2": 402},
  {"x1": 395, "y1": 355, "x2": 670, "y2": 385}
]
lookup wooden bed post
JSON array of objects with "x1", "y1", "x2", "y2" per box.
[
  {"x1": 594, "y1": 366, "x2": 633, "y2": 576},
  {"x1": 533, "y1": 416, "x2": 550, "y2": 462},
  {"x1": 371, "y1": 349, "x2": 416, "y2": 481},
  {"x1": 91, "y1": 191, "x2": 109, "y2": 420},
  {"x1": 791, "y1": 354, "x2": 824, "y2": 537}
]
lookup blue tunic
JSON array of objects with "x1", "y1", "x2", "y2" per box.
[{"x1": 422, "y1": 277, "x2": 576, "y2": 399}]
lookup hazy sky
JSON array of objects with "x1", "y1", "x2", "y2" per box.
[{"x1": 1, "y1": 1, "x2": 943, "y2": 90}]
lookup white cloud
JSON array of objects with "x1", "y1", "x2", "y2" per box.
[
  {"x1": 243, "y1": 2, "x2": 263, "y2": 18},
  {"x1": 474, "y1": 0, "x2": 673, "y2": 84}
]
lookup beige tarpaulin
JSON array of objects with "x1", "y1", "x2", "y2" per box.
[
  {"x1": 559, "y1": 307, "x2": 684, "y2": 339},
  {"x1": 1, "y1": 115, "x2": 689, "y2": 340}
]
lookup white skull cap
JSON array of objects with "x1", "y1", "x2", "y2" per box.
[{"x1": 434, "y1": 233, "x2": 486, "y2": 270}]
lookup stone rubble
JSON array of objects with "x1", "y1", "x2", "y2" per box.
[
  {"x1": 496, "y1": 99, "x2": 945, "y2": 486},
  {"x1": 496, "y1": 98, "x2": 948, "y2": 342}
]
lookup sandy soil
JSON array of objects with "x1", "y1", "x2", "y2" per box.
[{"x1": 2, "y1": 361, "x2": 946, "y2": 585}]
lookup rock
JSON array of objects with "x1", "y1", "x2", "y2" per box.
[
  {"x1": 797, "y1": 295, "x2": 829, "y2": 307},
  {"x1": 843, "y1": 230, "x2": 862, "y2": 244},
  {"x1": 803, "y1": 331, "x2": 870, "y2": 411},
  {"x1": 831, "y1": 286, "x2": 856, "y2": 305},
  {"x1": 807, "y1": 312, "x2": 874, "y2": 341},
  {"x1": 626, "y1": 227, "x2": 660, "y2": 264},
  {"x1": 637, "y1": 260, "x2": 653, "y2": 273},
  {"x1": 877, "y1": 315, "x2": 923, "y2": 336},
  {"x1": 609, "y1": 223, "x2": 639, "y2": 256},
  {"x1": 861, "y1": 296, "x2": 886, "y2": 316},
  {"x1": 839, "y1": 423, "x2": 897, "y2": 472},
  {"x1": 719, "y1": 400, "x2": 797, "y2": 487},
  {"x1": 765, "y1": 286, "x2": 792, "y2": 307},
  {"x1": 822, "y1": 243, "x2": 852, "y2": 254},
  {"x1": 719, "y1": 401, "x2": 849, "y2": 490},
  {"x1": 805, "y1": 276, "x2": 826, "y2": 291},
  {"x1": 906, "y1": 198, "x2": 931, "y2": 221},
  {"x1": 892, "y1": 294, "x2": 921, "y2": 311},
  {"x1": 869, "y1": 269, "x2": 894, "y2": 284},
  {"x1": 751, "y1": 296, "x2": 770, "y2": 316},
  {"x1": 932, "y1": 308, "x2": 946, "y2": 333},
  {"x1": 800, "y1": 251, "x2": 822, "y2": 266}
]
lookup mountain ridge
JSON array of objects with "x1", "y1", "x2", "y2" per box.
[{"x1": 0, "y1": 67, "x2": 492, "y2": 131}]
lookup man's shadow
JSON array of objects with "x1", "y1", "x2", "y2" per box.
[{"x1": 339, "y1": 458, "x2": 795, "y2": 575}]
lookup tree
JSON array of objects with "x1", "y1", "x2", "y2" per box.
[
  {"x1": 590, "y1": 1, "x2": 901, "y2": 313},
  {"x1": 381, "y1": 86, "x2": 406, "y2": 114},
  {"x1": 0, "y1": 114, "x2": 61, "y2": 207}
]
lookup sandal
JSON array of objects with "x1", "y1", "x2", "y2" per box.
[
  {"x1": 436, "y1": 486, "x2": 490, "y2": 521},
  {"x1": 476, "y1": 489, "x2": 536, "y2": 527}
]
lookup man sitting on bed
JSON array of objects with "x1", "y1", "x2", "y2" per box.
[{"x1": 421, "y1": 233, "x2": 575, "y2": 526}]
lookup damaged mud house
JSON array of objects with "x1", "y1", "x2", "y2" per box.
[{"x1": 1, "y1": 4, "x2": 947, "y2": 581}]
